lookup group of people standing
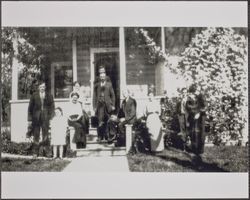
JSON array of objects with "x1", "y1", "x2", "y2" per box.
[
  {"x1": 93, "y1": 66, "x2": 137, "y2": 147},
  {"x1": 27, "y1": 66, "x2": 139, "y2": 158},
  {"x1": 93, "y1": 66, "x2": 166, "y2": 152},
  {"x1": 27, "y1": 65, "x2": 206, "y2": 159},
  {"x1": 27, "y1": 81, "x2": 89, "y2": 158}
]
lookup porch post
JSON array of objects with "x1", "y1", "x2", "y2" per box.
[
  {"x1": 161, "y1": 27, "x2": 166, "y2": 94},
  {"x1": 161, "y1": 27, "x2": 166, "y2": 54},
  {"x1": 125, "y1": 124, "x2": 133, "y2": 153},
  {"x1": 11, "y1": 36, "x2": 19, "y2": 101},
  {"x1": 155, "y1": 27, "x2": 166, "y2": 95},
  {"x1": 161, "y1": 27, "x2": 167, "y2": 94},
  {"x1": 72, "y1": 37, "x2": 77, "y2": 82},
  {"x1": 119, "y1": 27, "x2": 126, "y2": 100}
]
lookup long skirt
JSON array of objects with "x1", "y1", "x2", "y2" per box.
[
  {"x1": 187, "y1": 114, "x2": 206, "y2": 155},
  {"x1": 146, "y1": 113, "x2": 164, "y2": 152},
  {"x1": 68, "y1": 116, "x2": 87, "y2": 147}
]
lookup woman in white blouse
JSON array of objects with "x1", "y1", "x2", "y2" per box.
[
  {"x1": 67, "y1": 92, "x2": 88, "y2": 148},
  {"x1": 144, "y1": 91, "x2": 164, "y2": 152},
  {"x1": 69, "y1": 81, "x2": 90, "y2": 134}
]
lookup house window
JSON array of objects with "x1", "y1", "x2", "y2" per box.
[
  {"x1": 125, "y1": 27, "x2": 161, "y2": 97},
  {"x1": 51, "y1": 62, "x2": 73, "y2": 99}
]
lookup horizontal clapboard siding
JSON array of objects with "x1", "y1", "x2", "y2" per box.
[
  {"x1": 76, "y1": 37, "x2": 91, "y2": 86},
  {"x1": 75, "y1": 35, "x2": 156, "y2": 91}
]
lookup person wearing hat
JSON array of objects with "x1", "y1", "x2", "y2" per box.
[
  {"x1": 93, "y1": 66, "x2": 116, "y2": 142},
  {"x1": 28, "y1": 81, "x2": 55, "y2": 157},
  {"x1": 185, "y1": 84, "x2": 206, "y2": 158},
  {"x1": 67, "y1": 92, "x2": 88, "y2": 148}
]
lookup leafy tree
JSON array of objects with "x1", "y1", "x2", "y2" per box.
[
  {"x1": 1, "y1": 27, "x2": 17, "y2": 124},
  {"x1": 179, "y1": 28, "x2": 248, "y2": 143},
  {"x1": 1, "y1": 27, "x2": 73, "y2": 123}
]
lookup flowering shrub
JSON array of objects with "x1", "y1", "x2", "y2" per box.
[
  {"x1": 178, "y1": 28, "x2": 248, "y2": 144},
  {"x1": 134, "y1": 27, "x2": 247, "y2": 145},
  {"x1": 136, "y1": 28, "x2": 168, "y2": 63}
]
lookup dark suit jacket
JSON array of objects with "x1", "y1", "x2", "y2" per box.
[
  {"x1": 186, "y1": 93, "x2": 206, "y2": 115},
  {"x1": 28, "y1": 92, "x2": 55, "y2": 125},
  {"x1": 118, "y1": 97, "x2": 137, "y2": 124},
  {"x1": 93, "y1": 78, "x2": 115, "y2": 114}
]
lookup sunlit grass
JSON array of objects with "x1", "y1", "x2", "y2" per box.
[
  {"x1": 127, "y1": 146, "x2": 248, "y2": 172},
  {"x1": 1, "y1": 157, "x2": 71, "y2": 172}
]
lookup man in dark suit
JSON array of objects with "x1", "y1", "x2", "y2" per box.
[
  {"x1": 28, "y1": 81, "x2": 55, "y2": 157},
  {"x1": 107, "y1": 89, "x2": 137, "y2": 146},
  {"x1": 93, "y1": 66, "x2": 116, "y2": 141}
]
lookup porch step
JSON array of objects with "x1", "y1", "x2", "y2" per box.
[
  {"x1": 75, "y1": 126, "x2": 126, "y2": 156},
  {"x1": 87, "y1": 140, "x2": 108, "y2": 144},
  {"x1": 88, "y1": 127, "x2": 97, "y2": 134},
  {"x1": 76, "y1": 145, "x2": 126, "y2": 157}
]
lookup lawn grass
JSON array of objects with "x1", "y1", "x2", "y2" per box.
[
  {"x1": 1, "y1": 157, "x2": 71, "y2": 172},
  {"x1": 127, "y1": 146, "x2": 249, "y2": 172}
]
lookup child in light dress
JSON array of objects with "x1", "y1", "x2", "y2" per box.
[{"x1": 50, "y1": 107, "x2": 68, "y2": 159}]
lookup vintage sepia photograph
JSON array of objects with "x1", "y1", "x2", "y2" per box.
[{"x1": 1, "y1": 1, "x2": 248, "y2": 199}]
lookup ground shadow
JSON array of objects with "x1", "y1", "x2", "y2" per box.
[{"x1": 155, "y1": 148, "x2": 229, "y2": 172}]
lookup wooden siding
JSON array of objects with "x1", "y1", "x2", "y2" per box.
[
  {"x1": 76, "y1": 47, "x2": 91, "y2": 86},
  {"x1": 76, "y1": 29, "x2": 119, "y2": 87}
]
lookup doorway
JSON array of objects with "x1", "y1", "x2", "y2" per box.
[{"x1": 90, "y1": 48, "x2": 120, "y2": 111}]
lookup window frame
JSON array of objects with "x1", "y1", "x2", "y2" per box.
[{"x1": 51, "y1": 61, "x2": 73, "y2": 100}]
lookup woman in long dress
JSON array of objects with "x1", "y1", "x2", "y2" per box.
[
  {"x1": 144, "y1": 92, "x2": 164, "y2": 152},
  {"x1": 69, "y1": 81, "x2": 89, "y2": 134},
  {"x1": 67, "y1": 92, "x2": 88, "y2": 148}
]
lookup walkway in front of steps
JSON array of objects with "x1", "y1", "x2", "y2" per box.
[
  {"x1": 63, "y1": 156, "x2": 129, "y2": 172},
  {"x1": 63, "y1": 126, "x2": 130, "y2": 172}
]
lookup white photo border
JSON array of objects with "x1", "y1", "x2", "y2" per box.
[{"x1": 1, "y1": 1, "x2": 248, "y2": 199}]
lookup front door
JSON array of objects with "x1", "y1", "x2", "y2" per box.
[{"x1": 91, "y1": 48, "x2": 120, "y2": 112}]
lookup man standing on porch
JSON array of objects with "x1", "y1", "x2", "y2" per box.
[
  {"x1": 93, "y1": 66, "x2": 116, "y2": 142},
  {"x1": 28, "y1": 81, "x2": 55, "y2": 157}
]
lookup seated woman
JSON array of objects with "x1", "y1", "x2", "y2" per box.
[
  {"x1": 67, "y1": 92, "x2": 88, "y2": 148},
  {"x1": 144, "y1": 91, "x2": 164, "y2": 152},
  {"x1": 69, "y1": 81, "x2": 89, "y2": 134}
]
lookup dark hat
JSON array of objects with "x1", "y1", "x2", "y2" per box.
[
  {"x1": 55, "y1": 107, "x2": 63, "y2": 114},
  {"x1": 98, "y1": 66, "x2": 106, "y2": 74},
  {"x1": 188, "y1": 84, "x2": 197, "y2": 93},
  {"x1": 73, "y1": 81, "x2": 81, "y2": 87},
  {"x1": 70, "y1": 92, "x2": 79, "y2": 98}
]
